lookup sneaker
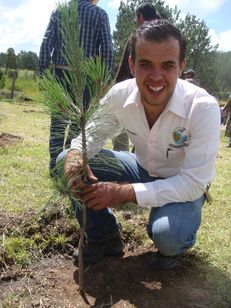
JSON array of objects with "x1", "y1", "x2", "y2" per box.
[
  {"x1": 73, "y1": 236, "x2": 124, "y2": 265},
  {"x1": 227, "y1": 144, "x2": 231, "y2": 148},
  {"x1": 150, "y1": 251, "x2": 178, "y2": 270}
]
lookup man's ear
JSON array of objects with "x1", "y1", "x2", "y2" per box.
[
  {"x1": 136, "y1": 14, "x2": 144, "y2": 26},
  {"x1": 179, "y1": 60, "x2": 186, "y2": 77},
  {"x1": 128, "y1": 56, "x2": 135, "y2": 77}
]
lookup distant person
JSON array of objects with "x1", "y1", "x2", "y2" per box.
[
  {"x1": 58, "y1": 20, "x2": 220, "y2": 270},
  {"x1": 113, "y1": 2, "x2": 161, "y2": 152},
  {"x1": 115, "y1": 2, "x2": 161, "y2": 83},
  {"x1": 220, "y1": 105, "x2": 226, "y2": 125},
  {"x1": 38, "y1": 0, "x2": 113, "y2": 176},
  {"x1": 183, "y1": 69, "x2": 200, "y2": 86},
  {"x1": 223, "y1": 95, "x2": 231, "y2": 147}
]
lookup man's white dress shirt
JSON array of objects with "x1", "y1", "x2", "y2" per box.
[{"x1": 71, "y1": 78, "x2": 220, "y2": 208}]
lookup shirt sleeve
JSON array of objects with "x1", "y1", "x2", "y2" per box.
[
  {"x1": 133, "y1": 101, "x2": 221, "y2": 207},
  {"x1": 38, "y1": 10, "x2": 58, "y2": 71},
  {"x1": 70, "y1": 87, "x2": 122, "y2": 157},
  {"x1": 98, "y1": 11, "x2": 113, "y2": 73}
]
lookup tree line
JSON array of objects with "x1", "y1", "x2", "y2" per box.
[
  {"x1": 0, "y1": 48, "x2": 38, "y2": 72},
  {"x1": 0, "y1": 0, "x2": 230, "y2": 99}
]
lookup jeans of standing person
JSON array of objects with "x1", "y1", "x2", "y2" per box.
[
  {"x1": 49, "y1": 68, "x2": 90, "y2": 171},
  {"x1": 49, "y1": 113, "x2": 70, "y2": 171},
  {"x1": 112, "y1": 129, "x2": 130, "y2": 152},
  {"x1": 56, "y1": 149, "x2": 205, "y2": 256}
]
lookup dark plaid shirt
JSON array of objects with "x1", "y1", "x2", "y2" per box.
[{"x1": 39, "y1": 0, "x2": 113, "y2": 72}]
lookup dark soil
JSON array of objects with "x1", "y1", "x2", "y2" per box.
[
  {"x1": 0, "y1": 209, "x2": 229, "y2": 308},
  {"x1": 0, "y1": 250, "x2": 218, "y2": 308},
  {"x1": 0, "y1": 132, "x2": 23, "y2": 147}
]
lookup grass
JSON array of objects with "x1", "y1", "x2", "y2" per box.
[
  {"x1": 197, "y1": 131, "x2": 231, "y2": 270},
  {"x1": 0, "y1": 101, "x2": 52, "y2": 213},
  {"x1": 0, "y1": 97, "x2": 231, "y2": 304},
  {"x1": 2, "y1": 236, "x2": 35, "y2": 266},
  {"x1": 191, "y1": 130, "x2": 231, "y2": 303},
  {"x1": 3, "y1": 69, "x2": 40, "y2": 100}
]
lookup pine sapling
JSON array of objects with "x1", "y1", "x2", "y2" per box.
[{"x1": 39, "y1": 0, "x2": 111, "y2": 303}]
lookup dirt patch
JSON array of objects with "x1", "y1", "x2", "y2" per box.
[
  {"x1": 0, "y1": 132, "x2": 23, "y2": 147},
  {"x1": 0, "y1": 249, "x2": 225, "y2": 307},
  {"x1": 0, "y1": 211, "x2": 230, "y2": 307},
  {"x1": 23, "y1": 110, "x2": 48, "y2": 114}
]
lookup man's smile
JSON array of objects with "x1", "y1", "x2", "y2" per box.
[{"x1": 147, "y1": 85, "x2": 165, "y2": 93}]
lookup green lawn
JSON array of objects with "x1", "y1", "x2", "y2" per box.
[{"x1": 3, "y1": 69, "x2": 40, "y2": 100}]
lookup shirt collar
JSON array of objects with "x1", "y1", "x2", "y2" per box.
[
  {"x1": 123, "y1": 79, "x2": 143, "y2": 109},
  {"x1": 124, "y1": 78, "x2": 187, "y2": 119},
  {"x1": 166, "y1": 79, "x2": 187, "y2": 119}
]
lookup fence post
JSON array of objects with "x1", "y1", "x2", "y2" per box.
[{"x1": 10, "y1": 70, "x2": 17, "y2": 99}]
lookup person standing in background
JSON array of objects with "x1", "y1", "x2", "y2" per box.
[
  {"x1": 115, "y1": 2, "x2": 161, "y2": 83},
  {"x1": 183, "y1": 69, "x2": 200, "y2": 86},
  {"x1": 223, "y1": 95, "x2": 231, "y2": 147},
  {"x1": 39, "y1": 0, "x2": 113, "y2": 177},
  {"x1": 112, "y1": 2, "x2": 161, "y2": 152}
]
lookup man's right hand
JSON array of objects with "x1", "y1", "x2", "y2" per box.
[{"x1": 64, "y1": 149, "x2": 98, "y2": 196}]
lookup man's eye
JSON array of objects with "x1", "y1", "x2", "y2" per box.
[
  {"x1": 140, "y1": 62, "x2": 151, "y2": 68},
  {"x1": 163, "y1": 63, "x2": 175, "y2": 70}
]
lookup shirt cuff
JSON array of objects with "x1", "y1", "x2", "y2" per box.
[{"x1": 132, "y1": 183, "x2": 157, "y2": 208}]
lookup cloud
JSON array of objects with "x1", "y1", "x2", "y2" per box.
[
  {"x1": 209, "y1": 28, "x2": 231, "y2": 52},
  {"x1": 0, "y1": 0, "x2": 57, "y2": 54},
  {"x1": 108, "y1": 0, "x2": 227, "y2": 12},
  {"x1": 107, "y1": 0, "x2": 121, "y2": 9},
  {"x1": 164, "y1": 0, "x2": 226, "y2": 18}
]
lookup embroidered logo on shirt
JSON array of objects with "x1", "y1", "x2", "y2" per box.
[
  {"x1": 167, "y1": 127, "x2": 190, "y2": 150},
  {"x1": 166, "y1": 127, "x2": 190, "y2": 158},
  {"x1": 172, "y1": 127, "x2": 189, "y2": 146}
]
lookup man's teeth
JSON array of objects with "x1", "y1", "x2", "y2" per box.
[{"x1": 149, "y1": 85, "x2": 164, "y2": 92}]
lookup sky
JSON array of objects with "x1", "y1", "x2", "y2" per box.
[{"x1": 0, "y1": 0, "x2": 231, "y2": 55}]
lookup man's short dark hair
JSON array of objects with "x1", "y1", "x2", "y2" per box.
[
  {"x1": 136, "y1": 2, "x2": 161, "y2": 21},
  {"x1": 129, "y1": 19, "x2": 186, "y2": 64}
]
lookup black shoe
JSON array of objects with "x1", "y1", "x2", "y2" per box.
[
  {"x1": 150, "y1": 251, "x2": 178, "y2": 270},
  {"x1": 49, "y1": 167, "x2": 59, "y2": 180},
  {"x1": 73, "y1": 236, "x2": 124, "y2": 265},
  {"x1": 227, "y1": 144, "x2": 231, "y2": 148},
  {"x1": 49, "y1": 168, "x2": 58, "y2": 179}
]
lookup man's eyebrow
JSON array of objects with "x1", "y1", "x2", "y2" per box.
[
  {"x1": 162, "y1": 60, "x2": 176, "y2": 65},
  {"x1": 138, "y1": 59, "x2": 176, "y2": 64},
  {"x1": 138, "y1": 59, "x2": 152, "y2": 63}
]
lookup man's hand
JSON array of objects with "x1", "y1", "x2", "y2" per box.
[
  {"x1": 64, "y1": 149, "x2": 97, "y2": 194},
  {"x1": 78, "y1": 182, "x2": 137, "y2": 211}
]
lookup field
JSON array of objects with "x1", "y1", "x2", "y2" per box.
[{"x1": 0, "y1": 91, "x2": 231, "y2": 306}]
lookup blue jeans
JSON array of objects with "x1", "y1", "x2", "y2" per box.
[{"x1": 57, "y1": 149, "x2": 205, "y2": 256}]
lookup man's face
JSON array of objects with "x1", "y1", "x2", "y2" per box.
[{"x1": 129, "y1": 37, "x2": 185, "y2": 110}]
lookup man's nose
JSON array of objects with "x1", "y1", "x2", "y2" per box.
[{"x1": 148, "y1": 68, "x2": 163, "y2": 80}]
